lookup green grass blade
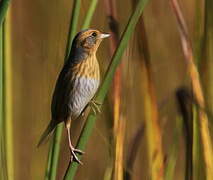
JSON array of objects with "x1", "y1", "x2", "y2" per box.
[
  {"x1": 165, "y1": 117, "x2": 182, "y2": 180},
  {"x1": 65, "y1": 0, "x2": 81, "y2": 60},
  {"x1": 49, "y1": 126, "x2": 63, "y2": 180},
  {"x1": 4, "y1": 10, "x2": 14, "y2": 180},
  {"x1": 97, "y1": 1, "x2": 149, "y2": 102},
  {"x1": 202, "y1": 0, "x2": 213, "y2": 121},
  {"x1": 0, "y1": 24, "x2": 2, "y2": 180},
  {"x1": 0, "y1": 21, "x2": 6, "y2": 180},
  {"x1": 193, "y1": 106, "x2": 204, "y2": 179},
  {"x1": 47, "y1": 123, "x2": 63, "y2": 180},
  {"x1": 0, "y1": 0, "x2": 11, "y2": 179},
  {"x1": 45, "y1": 142, "x2": 53, "y2": 180},
  {"x1": 64, "y1": 0, "x2": 149, "y2": 179},
  {"x1": 81, "y1": 0, "x2": 98, "y2": 29},
  {"x1": 0, "y1": 0, "x2": 10, "y2": 26}
]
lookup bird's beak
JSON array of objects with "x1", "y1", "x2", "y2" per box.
[{"x1": 100, "y1": 33, "x2": 110, "y2": 39}]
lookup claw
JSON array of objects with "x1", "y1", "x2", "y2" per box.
[
  {"x1": 70, "y1": 148, "x2": 84, "y2": 165},
  {"x1": 89, "y1": 100, "x2": 102, "y2": 114},
  {"x1": 73, "y1": 148, "x2": 85, "y2": 155}
]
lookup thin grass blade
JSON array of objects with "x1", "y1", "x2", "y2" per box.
[
  {"x1": 4, "y1": 7, "x2": 14, "y2": 180},
  {"x1": 0, "y1": 0, "x2": 10, "y2": 26},
  {"x1": 65, "y1": 0, "x2": 81, "y2": 60},
  {"x1": 81, "y1": 0, "x2": 98, "y2": 29}
]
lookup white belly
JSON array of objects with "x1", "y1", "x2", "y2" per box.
[{"x1": 70, "y1": 76, "x2": 100, "y2": 117}]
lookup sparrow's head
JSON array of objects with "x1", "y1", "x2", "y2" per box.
[{"x1": 71, "y1": 29, "x2": 110, "y2": 56}]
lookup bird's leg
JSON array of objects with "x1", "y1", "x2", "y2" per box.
[
  {"x1": 89, "y1": 100, "x2": 102, "y2": 115},
  {"x1": 65, "y1": 122, "x2": 84, "y2": 165}
]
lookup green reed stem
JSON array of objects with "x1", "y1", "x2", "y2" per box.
[
  {"x1": 4, "y1": 11, "x2": 14, "y2": 180},
  {"x1": 193, "y1": 106, "x2": 204, "y2": 179},
  {"x1": 203, "y1": 0, "x2": 213, "y2": 122},
  {"x1": 81, "y1": 0, "x2": 98, "y2": 29},
  {"x1": 64, "y1": 0, "x2": 149, "y2": 179},
  {"x1": 65, "y1": 0, "x2": 81, "y2": 60},
  {"x1": 45, "y1": 142, "x2": 53, "y2": 180},
  {"x1": 0, "y1": 22, "x2": 5, "y2": 180},
  {"x1": 0, "y1": 0, "x2": 10, "y2": 26},
  {"x1": 165, "y1": 116, "x2": 182, "y2": 180},
  {"x1": 0, "y1": 1, "x2": 10, "y2": 179},
  {"x1": 49, "y1": 126, "x2": 63, "y2": 180},
  {"x1": 46, "y1": 123, "x2": 63, "y2": 180}
]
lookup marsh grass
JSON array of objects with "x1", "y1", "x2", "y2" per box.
[
  {"x1": 134, "y1": 11, "x2": 164, "y2": 178},
  {"x1": 201, "y1": 0, "x2": 213, "y2": 116},
  {"x1": 171, "y1": 0, "x2": 213, "y2": 179},
  {"x1": 1, "y1": 0, "x2": 213, "y2": 179}
]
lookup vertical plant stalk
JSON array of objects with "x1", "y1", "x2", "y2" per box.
[
  {"x1": 4, "y1": 7, "x2": 14, "y2": 180},
  {"x1": 199, "y1": 2, "x2": 213, "y2": 176},
  {"x1": 176, "y1": 88, "x2": 193, "y2": 179},
  {"x1": 194, "y1": 0, "x2": 205, "y2": 178},
  {"x1": 45, "y1": 142, "x2": 53, "y2": 180},
  {"x1": 81, "y1": 0, "x2": 98, "y2": 29},
  {"x1": 65, "y1": 0, "x2": 81, "y2": 60},
  {"x1": 0, "y1": 22, "x2": 7, "y2": 180},
  {"x1": 164, "y1": 116, "x2": 181, "y2": 180},
  {"x1": 192, "y1": 105, "x2": 202, "y2": 180},
  {"x1": 171, "y1": 0, "x2": 213, "y2": 179},
  {"x1": 0, "y1": 24, "x2": 3, "y2": 180},
  {"x1": 104, "y1": 0, "x2": 125, "y2": 180},
  {"x1": 201, "y1": 0, "x2": 213, "y2": 120},
  {"x1": 0, "y1": 0, "x2": 11, "y2": 179},
  {"x1": 0, "y1": 0, "x2": 10, "y2": 26},
  {"x1": 135, "y1": 12, "x2": 164, "y2": 179},
  {"x1": 125, "y1": 124, "x2": 145, "y2": 180},
  {"x1": 113, "y1": 65, "x2": 124, "y2": 180},
  {"x1": 114, "y1": 116, "x2": 126, "y2": 180},
  {"x1": 64, "y1": 0, "x2": 150, "y2": 178},
  {"x1": 48, "y1": 126, "x2": 63, "y2": 180},
  {"x1": 194, "y1": 0, "x2": 204, "y2": 64}
]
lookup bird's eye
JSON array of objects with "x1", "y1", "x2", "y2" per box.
[{"x1": 91, "y1": 32, "x2": 97, "y2": 37}]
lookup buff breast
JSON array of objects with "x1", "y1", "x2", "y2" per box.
[{"x1": 69, "y1": 54, "x2": 100, "y2": 118}]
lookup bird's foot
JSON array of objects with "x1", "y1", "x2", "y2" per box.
[
  {"x1": 70, "y1": 147, "x2": 85, "y2": 165},
  {"x1": 73, "y1": 148, "x2": 84, "y2": 155},
  {"x1": 89, "y1": 100, "x2": 102, "y2": 115}
]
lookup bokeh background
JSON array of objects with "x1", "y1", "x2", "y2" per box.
[{"x1": 1, "y1": 0, "x2": 212, "y2": 179}]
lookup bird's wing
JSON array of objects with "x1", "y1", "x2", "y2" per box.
[
  {"x1": 37, "y1": 64, "x2": 74, "y2": 147},
  {"x1": 51, "y1": 63, "x2": 74, "y2": 122}
]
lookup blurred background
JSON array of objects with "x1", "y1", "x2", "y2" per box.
[{"x1": 0, "y1": 0, "x2": 212, "y2": 179}]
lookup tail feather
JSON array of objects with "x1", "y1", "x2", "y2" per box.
[{"x1": 37, "y1": 121, "x2": 57, "y2": 147}]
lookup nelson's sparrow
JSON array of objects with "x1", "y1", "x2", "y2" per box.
[{"x1": 37, "y1": 29, "x2": 110, "y2": 164}]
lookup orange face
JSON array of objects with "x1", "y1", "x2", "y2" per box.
[{"x1": 74, "y1": 29, "x2": 110, "y2": 53}]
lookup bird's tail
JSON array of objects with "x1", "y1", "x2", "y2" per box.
[{"x1": 37, "y1": 120, "x2": 57, "y2": 147}]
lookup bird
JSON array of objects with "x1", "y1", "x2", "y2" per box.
[{"x1": 37, "y1": 29, "x2": 110, "y2": 164}]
